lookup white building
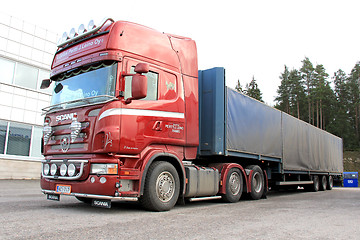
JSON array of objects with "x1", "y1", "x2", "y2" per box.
[{"x1": 0, "y1": 13, "x2": 57, "y2": 179}]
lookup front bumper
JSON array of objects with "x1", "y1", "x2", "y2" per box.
[{"x1": 42, "y1": 189, "x2": 138, "y2": 201}]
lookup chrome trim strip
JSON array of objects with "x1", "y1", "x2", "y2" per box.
[
  {"x1": 42, "y1": 189, "x2": 138, "y2": 201},
  {"x1": 98, "y1": 108, "x2": 185, "y2": 121}
]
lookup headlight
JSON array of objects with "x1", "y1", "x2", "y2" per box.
[
  {"x1": 68, "y1": 164, "x2": 76, "y2": 177},
  {"x1": 90, "y1": 164, "x2": 118, "y2": 175},
  {"x1": 43, "y1": 164, "x2": 50, "y2": 175},
  {"x1": 60, "y1": 164, "x2": 67, "y2": 176},
  {"x1": 50, "y1": 164, "x2": 57, "y2": 176}
]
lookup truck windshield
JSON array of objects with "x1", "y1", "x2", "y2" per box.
[{"x1": 49, "y1": 62, "x2": 117, "y2": 110}]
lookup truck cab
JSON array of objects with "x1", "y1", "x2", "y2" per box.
[{"x1": 41, "y1": 18, "x2": 199, "y2": 210}]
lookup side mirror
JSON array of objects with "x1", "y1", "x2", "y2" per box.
[
  {"x1": 124, "y1": 63, "x2": 149, "y2": 103},
  {"x1": 134, "y1": 63, "x2": 149, "y2": 74},
  {"x1": 54, "y1": 83, "x2": 63, "y2": 94},
  {"x1": 132, "y1": 74, "x2": 147, "y2": 99},
  {"x1": 126, "y1": 74, "x2": 147, "y2": 104},
  {"x1": 40, "y1": 79, "x2": 52, "y2": 89}
]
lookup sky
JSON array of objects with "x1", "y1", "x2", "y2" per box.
[{"x1": 2, "y1": 0, "x2": 360, "y2": 105}]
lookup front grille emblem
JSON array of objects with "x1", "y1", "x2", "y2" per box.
[{"x1": 61, "y1": 136, "x2": 71, "y2": 152}]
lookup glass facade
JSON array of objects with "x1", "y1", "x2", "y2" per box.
[{"x1": 0, "y1": 13, "x2": 58, "y2": 167}]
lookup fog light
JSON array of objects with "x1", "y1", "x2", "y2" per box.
[
  {"x1": 43, "y1": 164, "x2": 50, "y2": 175},
  {"x1": 60, "y1": 164, "x2": 67, "y2": 176},
  {"x1": 68, "y1": 164, "x2": 76, "y2": 177},
  {"x1": 100, "y1": 177, "x2": 107, "y2": 184},
  {"x1": 50, "y1": 164, "x2": 57, "y2": 176},
  {"x1": 90, "y1": 177, "x2": 95, "y2": 183}
]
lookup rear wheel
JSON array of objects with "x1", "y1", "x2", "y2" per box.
[
  {"x1": 222, "y1": 168, "x2": 243, "y2": 203},
  {"x1": 327, "y1": 176, "x2": 333, "y2": 190},
  {"x1": 247, "y1": 165, "x2": 265, "y2": 200},
  {"x1": 140, "y1": 161, "x2": 180, "y2": 211},
  {"x1": 311, "y1": 175, "x2": 320, "y2": 192},
  {"x1": 320, "y1": 175, "x2": 327, "y2": 191}
]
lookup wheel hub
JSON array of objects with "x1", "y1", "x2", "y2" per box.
[
  {"x1": 156, "y1": 171, "x2": 175, "y2": 203},
  {"x1": 229, "y1": 172, "x2": 241, "y2": 195}
]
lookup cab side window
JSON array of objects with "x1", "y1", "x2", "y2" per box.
[{"x1": 124, "y1": 66, "x2": 159, "y2": 101}]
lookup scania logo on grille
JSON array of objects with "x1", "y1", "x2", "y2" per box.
[
  {"x1": 61, "y1": 136, "x2": 71, "y2": 152},
  {"x1": 56, "y1": 113, "x2": 77, "y2": 122}
]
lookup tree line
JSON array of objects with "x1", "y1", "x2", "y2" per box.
[{"x1": 235, "y1": 57, "x2": 360, "y2": 150}]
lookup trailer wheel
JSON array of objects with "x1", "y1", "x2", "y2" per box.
[
  {"x1": 320, "y1": 175, "x2": 327, "y2": 191},
  {"x1": 311, "y1": 175, "x2": 320, "y2": 192},
  {"x1": 222, "y1": 168, "x2": 243, "y2": 203},
  {"x1": 327, "y1": 176, "x2": 333, "y2": 190},
  {"x1": 140, "y1": 161, "x2": 180, "y2": 211},
  {"x1": 248, "y1": 165, "x2": 265, "y2": 200}
]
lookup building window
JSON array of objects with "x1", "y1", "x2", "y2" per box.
[
  {"x1": 0, "y1": 120, "x2": 43, "y2": 158},
  {"x1": 14, "y1": 62, "x2": 38, "y2": 89},
  {"x1": 0, "y1": 57, "x2": 15, "y2": 84},
  {"x1": 6, "y1": 122, "x2": 32, "y2": 156},
  {"x1": 30, "y1": 126, "x2": 43, "y2": 158},
  {"x1": 0, "y1": 120, "x2": 7, "y2": 154},
  {"x1": 0, "y1": 56, "x2": 51, "y2": 92}
]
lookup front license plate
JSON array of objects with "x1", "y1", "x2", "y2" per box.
[
  {"x1": 55, "y1": 184, "x2": 71, "y2": 195},
  {"x1": 92, "y1": 199, "x2": 111, "y2": 209},
  {"x1": 47, "y1": 194, "x2": 60, "y2": 201}
]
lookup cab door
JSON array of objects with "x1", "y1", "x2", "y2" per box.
[{"x1": 119, "y1": 58, "x2": 185, "y2": 155}]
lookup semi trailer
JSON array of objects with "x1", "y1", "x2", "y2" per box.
[{"x1": 40, "y1": 18, "x2": 343, "y2": 211}]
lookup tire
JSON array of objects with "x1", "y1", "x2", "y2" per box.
[
  {"x1": 75, "y1": 196, "x2": 92, "y2": 204},
  {"x1": 312, "y1": 175, "x2": 320, "y2": 192},
  {"x1": 139, "y1": 161, "x2": 180, "y2": 211},
  {"x1": 320, "y1": 175, "x2": 327, "y2": 191},
  {"x1": 222, "y1": 168, "x2": 243, "y2": 203},
  {"x1": 327, "y1": 176, "x2": 333, "y2": 190},
  {"x1": 247, "y1": 165, "x2": 265, "y2": 200}
]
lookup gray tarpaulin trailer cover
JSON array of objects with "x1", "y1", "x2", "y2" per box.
[{"x1": 198, "y1": 67, "x2": 343, "y2": 174}]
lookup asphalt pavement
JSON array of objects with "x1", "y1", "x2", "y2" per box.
[{"x1": 0, "y1": 180, "x2": 359, "y2": 239}]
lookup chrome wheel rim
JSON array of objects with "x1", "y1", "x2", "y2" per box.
[
  {"x1": 253, "y1": 172, "x2": 263, "y2": 193},
  {"x1": 229, "y1": 172, "x2": 241, "y2": 195},
  {"x1": 156, "y1": 171, "x2": 175, "y2": 203}
]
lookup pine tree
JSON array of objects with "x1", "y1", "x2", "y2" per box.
[
  {"x1": 347, "y1": 63, "x2": 360, "y2": 147},
  {"x1": 245, "y1": 76, "x2": 263, "y2": 102},
  {"x1": 313, "y1": 64, "x2": 330, "y2": 129},
  {"x1": 235, "y1": 79, "x2": 244, "y2": 93},
  {"x1": 329, "y1": 69, "x2": 354, "y2": 148},
  {"x1": 300, "y1": 57, "x2": 315, "y2": 124},
  {"x1": 288, "y1": 69, "x2": 306, "y2": 120},
  {"x1": 275, "y1": 66, "x2": 291, "y2": 113}
]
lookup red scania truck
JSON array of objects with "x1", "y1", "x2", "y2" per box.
[{"x1": 40, "y1": 18, "x2": 343, "y2": 211}]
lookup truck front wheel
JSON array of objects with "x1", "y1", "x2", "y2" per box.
[
  {"x1": 140, "y1": 161, "x2": 180, "y2": 211},
  {"x1": 222, "y1": 168, "x2": 243, "y2": 203}
]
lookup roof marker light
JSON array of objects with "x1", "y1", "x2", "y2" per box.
[
  {"x1": 69, "y1": 28, "x2": 77, "y2": 38},
  {"x1": 88, "y1": 20, "x2": 96, "y2": 30},
  {"x1": 78, "y1": 24, "x2": 86, "y2": 34}
]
